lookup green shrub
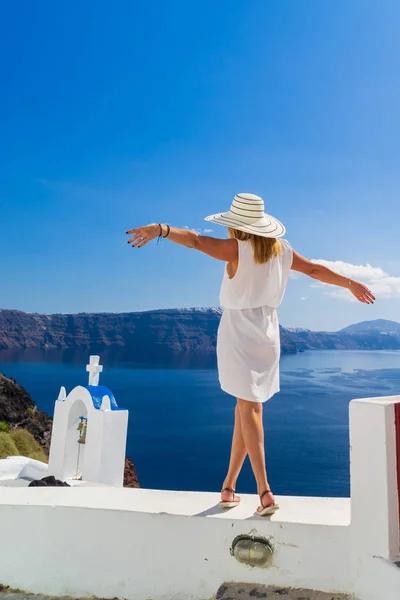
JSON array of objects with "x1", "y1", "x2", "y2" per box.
[
  {"x1": 0, "y1": 432, "x2": 19, "y2": 459},
  {"x1": 9, "y1": 429, "x2": 43, "y2": 458},
  {"x1": 0, "y1": 428, "x2": 48, "y2": 462},
  {"x1": 0, "y1": 421, "x2": 10, "y2": 433}
]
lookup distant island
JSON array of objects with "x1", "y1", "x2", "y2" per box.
[
  {"x1": 1, "y1": 309, "x2": 399, "y2": 361},
  {"x1": 281, "y1": 318, "x2": 400, "y2": 353}
]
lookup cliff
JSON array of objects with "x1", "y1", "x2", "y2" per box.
[
  {"x1": 0, "y1": 308, "x2": 222, "y2": 355},
  {"x1": 1, "y1": 309, "x2": 399, "y2": 356},
  {"x1": 0, "y1": 372, "x2": 139, "y2": 487},
  {"x1": 282, "y1": 323, "x2": 400, "y2": 352},
  {"x1": 0, "y1": 373, "x2": 52, "y2": 451}
]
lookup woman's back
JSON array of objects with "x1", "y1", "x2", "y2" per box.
[{"x1": 220, "y1": 239, "x2": 293, "y2": 310}]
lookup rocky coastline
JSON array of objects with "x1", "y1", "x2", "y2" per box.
[{"x1": 1, "y1": 309, "x2": 399, "y2": 357}]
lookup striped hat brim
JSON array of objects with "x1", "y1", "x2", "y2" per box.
[{"x1": 205, "y1": 211, "x2": 286, "y2": 238}]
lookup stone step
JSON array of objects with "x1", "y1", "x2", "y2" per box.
[
  {"x1": 215, "y1": 583, "x2": 354, "y2": 600},
  {"x1": 0, "y1": 584, "x2": 355, "y2": 600}
]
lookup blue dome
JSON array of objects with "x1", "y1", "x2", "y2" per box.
[{"x1": 85, "y1": 385, "x2": 120, "y2": 410}]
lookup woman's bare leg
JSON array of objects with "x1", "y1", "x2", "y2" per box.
[
  {"x1": 237, "y1": 398, "x2": 275, "y2": 510},
  {"x1": 221, "y1": 403, "x2": 247, "y2": 502}
]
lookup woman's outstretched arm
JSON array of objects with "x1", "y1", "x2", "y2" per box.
[
  {"x1": 291, "y1": 251, "x2": 375, "y2": 305},
  {"x1": 126, "y1": 223, "x2": 238, "y2": 262}
]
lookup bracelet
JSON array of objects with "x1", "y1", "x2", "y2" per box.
[{"x1": 157, "y1": 224, "x2": 171, "y2": 244}]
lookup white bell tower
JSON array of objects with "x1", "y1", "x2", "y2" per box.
[{"x1": 48, "y1": 355, "x2": 128, "y2": 486}]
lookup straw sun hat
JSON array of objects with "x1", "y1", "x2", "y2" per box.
[{"x1": 205, "y1": 193, "x2": 285, "y2": 238}]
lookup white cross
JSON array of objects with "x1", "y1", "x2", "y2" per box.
[{"x1": 86, "y1": 355, "x2": 103, "y2": 386}]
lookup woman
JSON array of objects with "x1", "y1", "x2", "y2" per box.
[{"x1": 126, "y1": 193, "x2": 374, "y2": 516}]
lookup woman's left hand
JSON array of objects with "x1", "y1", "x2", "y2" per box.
[
  {"x1": 126, "y1": 224, "x2": 160, "y2": 248},
  {"x1": 348, "y1": 280, "x2": 375, "y2": 304}
]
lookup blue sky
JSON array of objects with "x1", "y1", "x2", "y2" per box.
[{"x1": 1, "y1": 0, "x2": 399, "y2": 331}]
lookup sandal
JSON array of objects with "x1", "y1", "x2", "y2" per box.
[
  {"x1": 219, "y1": 487, "x2": 241, "y2": 508},
  {"x1": 257, "y1": 489, "x2": 280, "y2": 516}
]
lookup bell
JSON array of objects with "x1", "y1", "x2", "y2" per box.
[{"x1": 78, "y1": 424, "x2": 87, "y2": 444}]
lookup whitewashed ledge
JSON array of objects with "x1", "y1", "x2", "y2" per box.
[
  {"x1": 0, "y1": 487, "x2": 352, "y2": 600},
  {"x1": 0, "y1": 484, "x2": 399, "y2": 600},
  {"x1": 1, "y1": 395, "x2": 400, "y2": 600},
  {"x1": 0, "y1": 487, "x2": 350, "y2": 525}
]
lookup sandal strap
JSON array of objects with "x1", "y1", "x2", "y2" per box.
[
  {"x1": 260, "y1": 489, "x2": 273, "y2": 507},
  {"x1": 221, "y1": 487, "x2": 235, "y2": 494}
]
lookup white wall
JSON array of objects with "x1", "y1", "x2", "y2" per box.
[
  {"x1": 350, "y1": 396, "x2": 400, "y2": 600},
  {"x1": 0, "y1": 488, "x2": 351, "y2": 600},
  {"x1": 0, "y1": 394, "x2": 399, "y2": 600},
  {"x1": 99, "y1": 412, "x2": 129, "y2": 487}
]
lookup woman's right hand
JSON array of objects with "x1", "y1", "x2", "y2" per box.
[{"x1": 348, "y1": 280, "x2": 375, "y2": 304}]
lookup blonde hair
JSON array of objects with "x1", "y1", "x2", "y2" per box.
[{"x1": 228, "y1": 228, "x2": 282, "y2": 264}]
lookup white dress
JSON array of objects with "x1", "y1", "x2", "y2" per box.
[{"x1": 217, "y1": 239, "x2": 293, "y2": 403}]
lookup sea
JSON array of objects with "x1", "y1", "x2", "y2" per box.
[{"x1": 0, "y1": 348, "x2": 399, "y2": 498}]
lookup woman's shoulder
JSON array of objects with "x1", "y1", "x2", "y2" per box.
[
  {"x1": 278, "y1": 239, "x2": 293, "y2": 269},
  {"x1": 278, "y1": 238, "x2": 292, "y2": 253}
]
